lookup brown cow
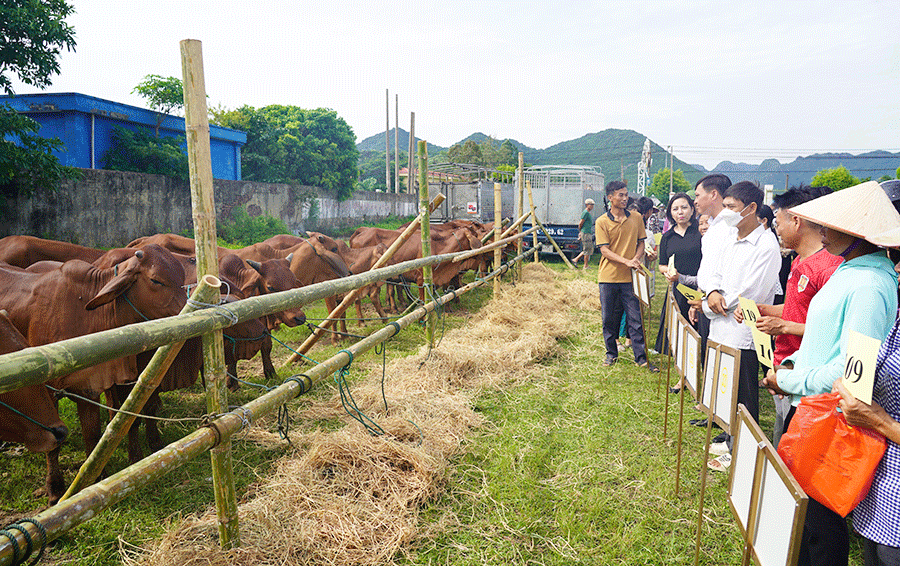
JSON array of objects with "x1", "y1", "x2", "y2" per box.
[
  {"x1": 286, "y1": 235, "x2": 352, "y2": 345},
  {"x1": 0, "y1": 245, "x2": 187, "y2": 500},
  {"x1": 0, "y1": 235, "x2": 105, "y2": 267},
  {"x1": 0, "y1": 310, "x2": 69, "y2": 502}
]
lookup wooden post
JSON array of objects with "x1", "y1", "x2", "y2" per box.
[
  {"x1": 527, "y1": 179, "x2": 538, "y2": 262},
  {"x1": 493, "y1": 182, "x2": 502, "y2": 296},
  {"x1": 407, "y1": 112, "x2": 415, "y2": 194},
  {"x1": 62, "y1": 276, "x2": 222, "y2": 499},
  {"x1": 419, "y1": 140, "x2": 435, "y2": 347},
  {"x1": 517, "y1": 152, "x2": 525, "y2": 281},
  {"x1": 180, "y1": 39, "x2": 239, "y2": 548}
]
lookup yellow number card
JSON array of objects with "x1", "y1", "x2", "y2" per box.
[
  {"x1": 676, "y1": 284, "x2": 704, "y2": 302},
  {"x1": 842, "y1": 330, "x2": 881, "y2": 405},
  {"x1": 738, "y1": 296, "x2": 774, "y2": 369}
]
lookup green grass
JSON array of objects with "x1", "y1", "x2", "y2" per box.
[{"x1": 0, "y1": 259, "x2": 865, "y2": 565}]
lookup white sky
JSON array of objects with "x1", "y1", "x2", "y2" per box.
[{"x1": 8, "y1": 0, "x2": 900, "y2": 169}]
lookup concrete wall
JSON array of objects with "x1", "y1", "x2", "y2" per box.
[{"x1": 0, "y1": 169, "x2": 418, "y2": 248}]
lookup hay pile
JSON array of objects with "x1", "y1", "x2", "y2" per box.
[{"x1": 124, "y1": 263, "x2": 595, "y2": 566}]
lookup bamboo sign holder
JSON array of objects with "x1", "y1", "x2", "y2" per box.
[{"x1": 727, "y1": 404, "x2": 807, "y2": 566}]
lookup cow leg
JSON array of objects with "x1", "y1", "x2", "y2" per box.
[
  {"x1": 369, "y1": 286, "x2": 388, "y2": 323},
  {"x1": 227, "y1": 359, "x2": 240, "y2": 392},
  {"x1": 355, "y1": 297, "x2": 365, "y2": 326},
  {"x1": 261, "y1": 334, "x2": 276, "y2": 380},
  {"x1": 107, "y1": 384, "x2": 144, "y2": 464},
  {"x1": 45, "y1": 447, "x2": 64, "y2": 505},
  {"x1": 74, "y1": 395, "x2": 102, "y2": 457},
  {"x1": 325, "y1": 296, "x2": 341, "y2": 345},
  {"x1": 144, "y1": 390, "x2": 163, "y2": 454}
]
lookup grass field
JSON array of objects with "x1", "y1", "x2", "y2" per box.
[{"x1": 0, "y1": 256, "x2": 865, "y2": 565}]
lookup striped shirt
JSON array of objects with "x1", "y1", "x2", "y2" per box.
[{"x1": 853, "y1": 315, "x2": 900, "y2": 546}]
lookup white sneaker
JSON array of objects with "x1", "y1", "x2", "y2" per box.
[{"x1": 709, "y1": 441, "x2": 730, "y2": 456}]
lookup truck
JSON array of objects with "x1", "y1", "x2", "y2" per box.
[{"x1": 514, "y1": 165, "x2": 606, "y2": 258}]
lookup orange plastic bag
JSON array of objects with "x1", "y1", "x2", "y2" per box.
[{"x1": 777, "y1": 392, "x2": 887, "y2": 517}]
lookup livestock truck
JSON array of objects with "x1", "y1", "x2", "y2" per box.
[{"x1": 515, "y1": 165, "x2": 606, "y2": 259}]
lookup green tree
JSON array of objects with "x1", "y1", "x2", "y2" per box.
[
  {"x1": 810, "y1": 165, "x2": 860, "y2": 191},
  {"x1": 103, "y1": 126, "x2": 188, "y2": 180},
  {"x1": 0, "y1": 0, "x2": 78, "y2": 197},
  {"x1": 498, "y1": 139, "x2": 518, "y2": 166},
  {"x1": 447, "y1": 139, "x2": 483, "y2": 165},
  {"x1": 211, "y1": 105, "x2": 358, "y2": 200},
  {"x1": 132, "y1": 75, "x2": 183, "y2": 136},
  {"x1": 648, "y1": 167, "x2": 692, "y2": 202}
]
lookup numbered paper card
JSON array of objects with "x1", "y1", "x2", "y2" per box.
[
  {"x1": 676, "y1": 284, "x2": 704, "y2": 302},
  {"x1": 843, "y1": 330, "x2": 881, "y2": 405},
  {"x1": 738, "y1": 296, "x2": 774, "y2": 369},
  {"x1": 655, "y1": 233, "x2": 663, "y2": 246},
  {"x1": 667, "y1": 254, "x2": 675, "y2": 273}
]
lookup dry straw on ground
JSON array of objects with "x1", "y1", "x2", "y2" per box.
[{"x1": 124, "y1": 263, "x2": 595, "y2": 566}]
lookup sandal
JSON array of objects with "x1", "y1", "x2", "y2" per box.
[
  {"x1": 603, "y1": 357, "x2": 618, "y2": 367},
  {"x1": 707, "y1": 453, "x2": 732, "y2": 472},
  {"x1": 638, "y1": 362, "x2": 659, "y2": 373}
]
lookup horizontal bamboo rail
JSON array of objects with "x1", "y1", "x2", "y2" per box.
[
  {"x1": 452, "y1": 225, "x2": 539, "y2": 263},
  {"x1": 0, "y1": 247, "x2": 535, "y2": 566},
  {"x1": 479, "y1": 217, "x2": 510, "y2": 245},
  {"x1": 0, "y1": 251, "x2": 463, "y2": 396}
]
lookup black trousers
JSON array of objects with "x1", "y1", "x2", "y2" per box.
[
  {"x1": 598, "y1": 282, "x2": 647, "y2": 365},
  {"x1": 783, "y1": 406, "x2": 850, "y2": 566}
]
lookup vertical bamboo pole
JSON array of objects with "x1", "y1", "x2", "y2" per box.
[
  {"x1": 493, "y1": 182, "x2": 502, "y2": 295},
  {"x1": 527, "y1": 179, "x2": 538, "y2": 263},
  {"x1": 180, "y1": 39, "x2": 239, "y2": 548},
  {"x1": 418, "y1": 140, "x2": 434, "y2": 347},
  {"x1": 407, "y1": 112, "x2": 415, "y2": 194},
  {"x1": 517, "y1": 152, "x2": 524, "y2": 282}
]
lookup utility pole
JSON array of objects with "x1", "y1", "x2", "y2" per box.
[
  {"x1": 394, "y1": 94, "x2": 399, "y2": 194},
  {"x1": 385, "y1": 89, "x2": 390, "y2": 191},
  {"x1": 407, "y1": 112, "x2": 415, "y2": 194},
  {"x1": 620, "y1": 159, "x2": 624, "y2": 181},
  {"x1": 669, "y1": 146, "x2": 673, "y2": 199}
]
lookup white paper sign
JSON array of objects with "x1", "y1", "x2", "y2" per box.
[{"x1": 843, "y1": 330, "x2": 881, "y2": 405}]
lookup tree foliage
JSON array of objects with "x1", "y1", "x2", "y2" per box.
[
  {"x1": 211, "y1": 105, "x2": 358, "y2": 200},
  {"x1": 132, "y1": 75, "x2": 184, "y2": 136},
  {"x1": 648, "y1": 167, "x2": 692, "y2": 201},
  {"x1": 217, "y1": 206, "x2": 289, "y2": 247},
  {"x1": 0, "y1": 105, "x2": 79, "y2": 196},
  {"x1": 810, "y1": 165, "x2": 860, "y2": 191},
  {"x1": 357, "y1": 149, "x2": 406, "y2": 192},
  {"x1": 446, "y1": 137, "x2": 520, "y2": 169},
  {"x1": 103, "y1": 126, "x2": 188, "y2": 180},
  {"x1": 0, "y1": 0, "x2": 76, "y2": 95}
]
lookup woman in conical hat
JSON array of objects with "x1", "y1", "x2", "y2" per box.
[
  {"x1": 832, "y1": 199, "x2": 900, "y2": 566},
  {"x1": 761, "y1": 180, "x2": 900, "y2": 566}
]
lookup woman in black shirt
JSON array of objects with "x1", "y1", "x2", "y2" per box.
[{"x1": 654, "y1": 193, "x2": 702, "y2": 368}]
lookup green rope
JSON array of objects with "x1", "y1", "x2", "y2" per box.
[
  {"x1": 333, "y1": 350, "x2": 385, "y2": 436},
  {"x1": 0, "y1": 399, "x2": 59, "y2": 435},
  {"x1": 18, "y1": 519, "x2": 46, "y2": 566},
  {"x1": 0, "y1": 529, "x2": 20, "y2": 565}
]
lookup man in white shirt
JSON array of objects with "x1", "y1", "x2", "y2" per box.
[{"x1": 703, "y1": 182, "x2": 782, "y2": 465}]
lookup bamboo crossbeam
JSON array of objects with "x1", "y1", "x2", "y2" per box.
[
  {"x1": 517, "y1": 153, "x2": 525, "y2": 282},
  {"x1": 498, "y1": 210, "x2": 532, "y2": 241},
  {"x1": 0, "y1": 247, "x2": 535, "y2": 566},
  {"x1": 527, "y1": 180, "x2": 538, "y2": 262},
  {"x1": 479, "y1": 217, "x2": 510, "y2": 245},
  {"x1": 0, "y1": 251, "x2": 460, "y2": 395},
  {"x1": 283, "y1": 193, "x2": 446, "y2": 364},
  {"x1": 62, "y1": 276, "x2": 222, "y2": 499},
  {"x1": 452, "y1": 226, "x2": 538, "y2": 263}
]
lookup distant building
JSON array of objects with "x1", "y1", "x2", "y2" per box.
[{"x1": 1, "y1": 92, "x2": 247, "y2": 181}]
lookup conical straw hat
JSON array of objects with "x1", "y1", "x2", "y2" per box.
[
  {"x1": 870, "y1": 227, "x2": 900, "y2": 248},
  {"x1": 790, "y1": 181, "x2": 900, "y2": 242}
]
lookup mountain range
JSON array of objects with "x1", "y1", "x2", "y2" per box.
[{"x1": 357, "y1": 129, "x2": 900, "y2": 191}]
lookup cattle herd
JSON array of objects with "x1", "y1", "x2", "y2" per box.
[{"x1": 0, "y1": 219, "x2": 498, "y2": 504}]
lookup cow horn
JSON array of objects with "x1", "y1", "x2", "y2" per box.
[
  {"x1": 247, "y1": 259, "x2": 262, "y2": 273},
  {"x1": 285, "y1": 253, "x2": 294, "y2": 262},
  {"x1": 298, "y1": 230, "x2": 309, "y2": 238}
]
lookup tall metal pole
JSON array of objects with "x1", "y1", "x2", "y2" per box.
[
  {"x1": 180, "y1": 38, "x2": 239, "y2": 548},
  {"x1": 527, "y1": 179, "x2": 538, "y2": 263},
  {"x1": 407, "y1": 112, "x2": 415, "y2": 194},
  {"x1": 669, "y1": 146, "x2": 674, "y2": 199},
  {"x1": 517, "y1": 152, "x2": 525, "y2": 282},
  {"x1": 394, "y1": 94, "x2": 400, "y2": 194},
  {"x1": 418, "y1": 141, "x2": 434, "y2": 346},
  {"x1": 385, "y1": 89, "x2": 390, "y2": 191},
  {"x1": 493, "y1": 182, "x2": 502, "y2": 295}
]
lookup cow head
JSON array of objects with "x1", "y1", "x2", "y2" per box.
[
  {"x1": 85, "y1": 244, "x2": 187, "y2": 320},
  {"x1": 246, "y1": 258, "x2": 307, "y2": 329},
  {"x1": 301, "y1": 234, "x2": 351, "y2": 278}
]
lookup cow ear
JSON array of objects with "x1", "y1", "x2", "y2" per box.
[
  {"x1": 285, "y1": 253, "x2": 293, "y2": 262},
  {"x1": 247, "y1": 259, "x2": 262, "y2": 273},
  {"x1": 86, "y1": 267, "x2": 138, "y2": 310},
  {"x1": 298, "y1": 230, "x2": 309, "y2": 238}
]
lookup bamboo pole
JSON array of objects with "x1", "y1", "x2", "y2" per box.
[
  {"x1": 180, "y1": 38, "x2": 238, "y2": 548},
  {"x1": 527, "y1": 179, "x2": 538, "y2": 262},
  {"x1": 498, "y1": 210, "x2": 532, "y2": 240},
  {"x1": 479, "y1": 217, "x2": 510, "y2": 246},
  {"x1": 517, "y1": 152, "x2": 524, "y2": 282},
  {"x1": 531, "y1": 214, "x2": 576, "y2": 268},
  {"x1": 394, "y1": 94, "x2": 399, "y2": 194},
  {"x1": 283, "y1": 193, "x2": 446, "y2": 365},
  {"x1": 62, "y1": 276, "x2": 222, "y2": 499},
  {"x1": 493, "y1": 183, "x2": 502, "y2": 295},
  {"x1": 452, "y1": 226, "x2": 538, "y2": 263},
  {"x1": 0, "y1": 248, "x2": 534, "y2": 566},
  {"x1": 419, "y1": 141, "x2": 435, "y2": 347},
  {"x1": 385, "y1": 89, "x2": 390, "y2": 191}
]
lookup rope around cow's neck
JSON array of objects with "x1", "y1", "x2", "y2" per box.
[{"x1": 0, "y1": 400, "x2": 61, "y2": 434}]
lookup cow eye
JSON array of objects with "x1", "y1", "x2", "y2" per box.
[
  {"x1": 150, "y1": 278, "x2": 165, "y2": 286},
  {"x1": 267, "y1": 286, "x2": 276, "y2": 292}
]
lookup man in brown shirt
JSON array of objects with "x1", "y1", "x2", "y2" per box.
[{"x1": 596, "y1": 181, "x2": 655, "y2": 370}]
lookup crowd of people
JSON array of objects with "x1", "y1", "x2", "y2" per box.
[{"x1": 582, "y1": 176, "x2": 900, "y2": 566}]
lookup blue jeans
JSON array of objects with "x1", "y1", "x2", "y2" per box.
[{"x1": 598, "y1": 282, "x2": 647, "y2": 364}]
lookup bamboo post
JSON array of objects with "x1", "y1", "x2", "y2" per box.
[
  {"x1": 62, "y1": 276, "x2": 222, "y2": 499},
  {"x1": 407, "y1": 112, "x2": 415, "y2": 194},
  {"x1": 527, "y1": 179, "x2": 539, "y2": 262},
  {"x1": 493, "y1": 182, "x2": 502, "y2": 295},
  {"x1": 180, "y1": 39, "x2": 239, "y2": 548},
  {"x1": 0, "y1": 249, "x2": 534, "y2": 566},
  {"x1": 283, "y1": 193, "x2": 447, "y2": 365},
  {"x1": 517, "y1": 152, "x2": 525, "y2": 281},
  {"x1": 419, "y1": 140, "x2": 435, "y2": 347}
]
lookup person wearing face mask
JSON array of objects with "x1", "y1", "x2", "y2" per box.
[
  {"x1": 701, "y1": 182, "x2": 783, "y2": 469},
  {"x1": 761, "y1": 180, "x2": 900, "y2": 566}
]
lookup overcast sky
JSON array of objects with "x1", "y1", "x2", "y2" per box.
[{"x1": 9, "y1": 0, "x2": 899, "y2": 168}]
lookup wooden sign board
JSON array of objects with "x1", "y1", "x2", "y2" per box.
[
  {"x1": 698, "y1": 340, "x2": 741, "y2": 436},
  {"x1": 682, "y1": 322, "x2": 701, "y2": 399},
  {"x1": 631, "y1": 267, "x2": 651, "y2": 308},
  {"x1": 728, "y1": 405, "x2": 807, "y2": 566}
]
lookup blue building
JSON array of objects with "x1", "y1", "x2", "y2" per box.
[{"x1": 1, "y1": 92, "x2": 247, "y2": 181}]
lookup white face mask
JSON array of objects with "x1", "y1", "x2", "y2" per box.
[{"x1": 719, "y1": 204, "x2": 750, "y2": 228}]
